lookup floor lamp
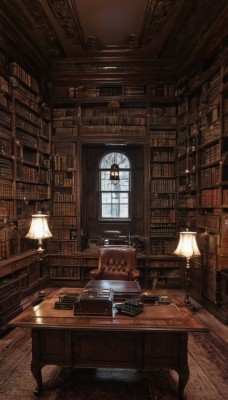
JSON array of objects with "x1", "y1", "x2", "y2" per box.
[
  {"x1": 174, "y1": 230, "x2": 201, "y2": 308},
  {"x1": 26, "y1": 211, "x2": 52, "y2": 252}
]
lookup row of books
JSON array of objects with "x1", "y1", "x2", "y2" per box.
[
  {"x1": 52, "y1": 175, "x2": 73, "y2": 187},
  {"x1": 178, "y1": 195, "x2": 197, "y2": 207},
  {"x1": 53, "y1": 118, "x2": 78, "y2": 128},
  {"x1": 80, "y1": 125, "x2": 146, "y2": 135},
  {"x1": 0, "y1": 240, "x2": 18, "y2": 259},
  {"x1": 13, "y1": 83, "x2": 40, "y2": 113},
  {"x1": 151, "y1": 194, "x2": 175, "y2": 207},
  {"x1": 151, "y1": 179, "x2": 175, "y2": 193},
  {"x1": 150, "y1": 227, "x2": 176, "y2": 237},
  {"x1": 150, "y1": 106, "x2": 177, "y2": 117},
  {"x1": 0, "y1": 137, "x2": 12, "y2": 156},
  {"x1": 49, "y1": 256, "x2": 81, "y2": 266},
  {"x1": 50, "y1": 229, "x2": 73, "y2": 240},
  {"x1": 38, "y1": 138, "x2": 50, "y2": 154},
  {"x1": 151, "y1": 163, "x2": 174, "y2": 177},
  {"x1": 200, "y1": 124, "x2": 220, "y2": 145},
  {"x1": 150, "y1": 239, "x2": 177, "y2": 255},
  {"x1": 0, "y1": 76, "x2": 9, "y2": 93},
  {"x1": 81, "y1": 116, "x2": 146, "y2": 126},
  {"x1": 53, "y1": 85, "x2": 146, "y2": 99},
  {"x1": 151, "y1": 150, "x2": 175, "y2": 162},
  {"x1": 81, "y1": 107, "x2": 146, "y2": 117},
  {"x1": 49, "y1": 266, "x2": 80, "y2": 279},
  {"x1": 0, "y1": 110, "x2": 11, "y2": 129},
  {"x1": 150, "y1": 137, "x2": 176, "y2": 147},
  {"x1": 0, "y1": 200, "x2": 14, "y2": 219},
  {"x1": 52, "y1": 191, "x2": 75, "y2": 202},
  {"x1": 150, "y1": 84, "x2": 176, "y2": 97},
  {"x1": 200, "y1": 188, "x2": 221, "y2": 207},
  {"x1": 200, "y1": 166, "x2": 220, "y2": 188},
  {"x1": 15, "y1": 102, "x2": 40, "y2": 126},
  {"x1": 197, "y1": 214, "x2": 220, "y2": 231},
  {"x1": 17, "y1": 183, "x2": 49, "y2": 200},
  {"x1": 53, "y1": 154, "x2": 75, "y2": 170},
  {"x1": 16, "y1": 116, "x2": 40, "y2": 136},
  {"x1": 223, "y1": 189, "x2": 228, "y2": 205},
  {"x1": 148, "y1": 260, "x2": 178, "y2": 268},
  {"x1": 52, "y1": 202, "x2": 76, "y2": 216},
  {"x1": 48, "y1": 241, "x2": 78, "y2": 254},
  {"x1": 53, "y1": 108, "x2": 78, "y2": 117},
  {"x1": 16, "y1": 165, "x2": 49, "y2": 184},
  {"x1": 16, "y1": 129, "x2": 37, "y2": 147},
  {"x1": 53, "y1": 84, "x2": 179, "y2": 100},
  {"x1": 200, "y1": 144, "x2": 221, "y2": 167},
  {"x1": 0, "y1": 183, "x2": 13, "y2": 198},
  {"x1": 53, "y1": 127, "x2": 78, "y2": 136},
  {"x1": 149, "y1": 115, "x2": 177, "y2": 125},
  {"x1": 50, "y1": 216, "x2": 77, "y2": 228},
  {"x1": 0, "y1": 126, "x2": 12, "y2": 142},
  {"x1": 0, "y1": 157, "x2": 13, "y2": 179},
  {"x1": 10, "y1": 62, "x2": 39, "y2": 94},
  {"x1": 151, "y1": 209, "x2": 176, "y2": 223}
]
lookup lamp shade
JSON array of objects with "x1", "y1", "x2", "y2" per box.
[
  {"x1": 26, "y1": 213, "x2": 52, "y2": 240},
  {"x1": 174, "y1": 231, "x2": 201, "y2": 258}
]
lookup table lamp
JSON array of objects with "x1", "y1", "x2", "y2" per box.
[
  {"x1": 26, "y1": 211, "x2": 52, "y2": 252},
  {"x1": 174, "y1": 230, "x2": 201, "y2": 307}
]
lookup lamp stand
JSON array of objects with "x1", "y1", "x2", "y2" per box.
[
  {"x1": 184, "y1": 257, "x2": 191, "y2": 306},
  {"x1": 37, "y1": 239, "x2": 44, "y2": 253},
  {"x1": 184, "y1": 257, "x2": 197, "y2": 312}
]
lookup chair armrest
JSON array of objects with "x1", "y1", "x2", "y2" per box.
[
  {"x1": 89, "y1": 268, "x2": 102, "y2": 279},
  {"x1": 129, "y1": 269, "x2": 140, "y2": 280}
]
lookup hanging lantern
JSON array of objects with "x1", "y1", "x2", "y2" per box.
[{"x1": 110, "y1": 163, "x2": 119, "y2": 184}]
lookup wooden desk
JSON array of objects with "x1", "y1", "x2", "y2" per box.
[{"x1": 8, "y1": 289, "x2": 206, "y2": 399}]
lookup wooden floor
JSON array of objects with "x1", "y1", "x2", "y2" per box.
[
  {"x1": 0, "y1": 287, "x2": 227, "y2": 400},
  {"x1": 174, "y1": 289, "x2": 228, "y2": 345}
]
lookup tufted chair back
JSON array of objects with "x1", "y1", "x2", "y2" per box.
[{"x1": 90, "y1": 246, "x2": 140, "y2": 281}]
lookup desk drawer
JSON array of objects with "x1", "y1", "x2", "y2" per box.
[
  {"x1": 144, "y1": 332, "x2": 183, "y2": 368},
  {"x1": 72, "y1": 331, "x2": 142, "y2": 368},
  {"x1": 11, "y1": 258, "x2": 28, "y2": 272}
]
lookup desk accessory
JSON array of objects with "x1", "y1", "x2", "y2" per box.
[
  {"x1": 115, "y1": 298, "x2": 144, "y2": 317},
  {"x1": 55, "y1": 293, "x2": 80, "y2": 310},
  {"x1": 74, "y1": 287, "x2": 113, "y2": 316}
]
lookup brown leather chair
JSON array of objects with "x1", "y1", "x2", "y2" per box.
[{"x1": 90, "y1": 246, "x2": 140, "y2": 281}]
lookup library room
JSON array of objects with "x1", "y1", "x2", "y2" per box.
[{"x1": 0, "y1": 1, "x2": 227, "y2": 399}]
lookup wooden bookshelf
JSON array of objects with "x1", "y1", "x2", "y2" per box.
[{"x1": 176, "y1": 51, "x2": 228, "y2": 321}]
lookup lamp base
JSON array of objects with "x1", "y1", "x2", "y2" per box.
[
  {"x1": 37, "y1": 239, "x2": 45, "y2": 253},
  {"x1": 184, "y1": 292, "x2": 197, "y2": 312}
]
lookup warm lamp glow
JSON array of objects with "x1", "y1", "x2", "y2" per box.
[
  {"x1": 110, "y1": 163, "x2": 120, "y2": 184},
  {"x1": 174, "y1": 231, "x2": 201, "y2": 259},
  {"x1": 174, "y1": 230, "x2": 201, "y2": 307},
  {"x1": 26, "y1": 212, "x2": 52, "y2": 252}
]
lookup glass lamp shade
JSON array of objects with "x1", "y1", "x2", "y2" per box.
[
  {"x1": 110, "y1": 163, "x2": 120, "y2": 183},
  {"x1": 174, "y1": 231, "x2": 201, "y2": 258},
  {"x1": 26, "y1": 212, "x2": 52, "y2": 252}
]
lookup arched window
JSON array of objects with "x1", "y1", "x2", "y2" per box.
[{"x1": 99, "y1": 152, "x2": 131, "y2": 219}]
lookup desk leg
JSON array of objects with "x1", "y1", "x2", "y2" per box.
[
  {"x1": 31, "y1": 362, "x2": 43, "y2": 396},
  {"x1": 177, "y1": 332, "x2": 189, "y2": 400},
  {"x1": 178, "y1": 366, "x2": 189, "y2": 400}
]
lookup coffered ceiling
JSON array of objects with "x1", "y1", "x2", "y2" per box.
[{"x1": 0, "y1": 0, "x2": 227, "y2": 81}]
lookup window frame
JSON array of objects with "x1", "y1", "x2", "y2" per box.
[{"x1": 99, "y1": 151, "x2": 131, "y2": 221}]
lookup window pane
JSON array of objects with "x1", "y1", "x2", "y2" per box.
[
  {"x1": 100, "y1": 152, "x2": 130, "y2": 169},
  {"x1": 100, "y1": 152, "x2": 130, "y2": 219},
  {"x1": 102, "y1": 192, "x2": 111, "y2": 203},
  {"x1": 102, "y1": 204, "x2": 112, "y2": 218},
  {"x1": 119, "y1": 193, "x2": 128, "y2": 203},
  {"x1": 120, "y1": 205, "x2": 128, "y2": 218}
]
